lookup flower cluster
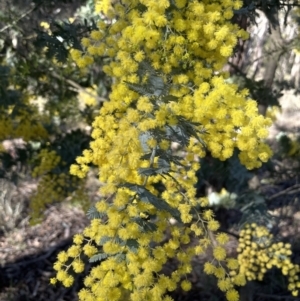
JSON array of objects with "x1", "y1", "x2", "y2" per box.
[
  {"x1": 32, "y1": 149, "x2": 61, "y2": 178},
  {"x1": 237, "y1": 223, "x2": 300, "y2": 297},
  {"x1": 72, "y1": 0, "x2": 272, "y2": 171},
  {"x1": 50, "y1": 233, "x2": 86, "y2": 287},
  {"x1": 0, "y1": 109, "x2": 47, "y2": 142},
  {"x1": 31, "y1": 149, "x2": 82, "y2": 224},
  {"x1": 53, "y1": 0, "x2": 273, "y2": 300},
  {"x1": 30, "y1": 149, "x2": 64, "y2": 223}
]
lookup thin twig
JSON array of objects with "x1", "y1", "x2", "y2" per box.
[
  {"x1": 0, "y1": 4, "x2": 39, "y2": 33},
  {"x1": 267, "y1": 184, "x2": 300, "y2": 200},
  {"x1": 51, "y1": 72, "x2": 107, "y2": 102},
  {"x1": 219, "y1": 227, "x2": 240, "y2": 239},
  {"x1": 142, "y1": 146, "x2": 157, "y2": 186}
]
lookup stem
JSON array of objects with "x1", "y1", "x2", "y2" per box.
[
  {"x1": 51, "y1": 72, "x2": 107, "y2": 103},
  {"x1": 142, "y1": 146, "x2": 156, "y2": 186},
  {"x1": 0, "y1": 3, "x2": 43, "y2": 33}
]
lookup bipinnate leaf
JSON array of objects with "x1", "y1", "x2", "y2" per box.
[
  {"x1": 87, "y1": 206, "x2": 106, "y2": 220},
  {"x1": 125, "y1": 239, "x2": 139, "y2": 253},
  {"x1": 132, "y1": 217, "x2": 158, "y2": 233},
  {"x1": 138, "y1": 158, "x2": 171, "y2": 176},
  {"x1": 121, "y1": 183, "x2": 181, "y2": 221},
  {"x1": 141, "y1": 150, "x2": 185, "y2": 168},
  {"x1": 89, "y1": 252, "x2": 108, "y2": 263},
  {"x1": 115, "y1": 253, "x2": 126, "y2": 262},
  {"x1": 99, "y1": 236, "x2": 111, "y2": 245}
]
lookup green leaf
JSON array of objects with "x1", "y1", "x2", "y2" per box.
[
  {"x1": 166, "y1": 124, "x2": 190, "y2": 146},
  {"x1": 99, "y1": 235, "x2": 128, "y2": 247},
  {"x1": 138, "y1": 158, "x2": 171, "y2": 176},
  {"x1": 125, "y1": 82, "x2": 154, "y2": 97},
  {"x1": 147, "y1": 195, "x2": 181, "y2": 221},
  {"x1": 122, "y1": 183, "x2": 181, "y2": 222},
  {"x1": 87, "y1": 206, "x2": 106, "y2": 220},
  {"x1": 125, "y1": 239, "x2": 139, "y2": 252},
  {"x1": 140, "y1": 149, "x2": 163, "y2": 160},
  {"x1": 148, "y1": 75, "x2": 165, "y2": 96},
  {"x1": 113, "y1": 236, "x2": 123, "y2": 245},
  {"x1": 158, "y1": 158, "x2": 170, "y2": 170},
  {"x1": 141, "y1": 150, "x2": 186, "y2": 169},
  {"x1": 114, "y1": 253, "x2": 126, "y2": 262},
  {"x1": 137, "y1": 60, "x2": 157, "y2": 77},
  {"x1": 238, "y1": 192, "x2": 274, "y2": 229},
  {"x1": 89, "y1": 253, "x2": 108, "y2": 263},
  {"x1": 138, "y1": 167, "x2": 157, "y2": 176},
  {"x1": 99, "y1": 236, "x2": 111, "y2": 245},
  {"x1": 125, "y1": 61, "x2": 169, "y2": 97},
  {"x1": 35, "y1": 20, "x2": 96, "y2": 62},
  {"x1": 139, "y1": 131, "x2": 152, "y2": 153},
  {"x1": 132, "y1": 217, "x2": 158, "y2": 233},
  {"x1": 166, "y1": 116, "x2": 207, "y2": 148}
]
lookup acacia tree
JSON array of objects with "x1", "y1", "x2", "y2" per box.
[
  {"x1": 49, "y1": 1, "x2": 282, "y2": 301},
  {"x1": 1, "y1": 0, "x2": 299, "y2": 300}
]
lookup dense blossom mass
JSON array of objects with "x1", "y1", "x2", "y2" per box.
[
  {"x1": 238, "y1": 224, "x2": 300, "y2": 297},
  {"x1": 52, "y1": 0, "x2": 274, "y2": 300}
]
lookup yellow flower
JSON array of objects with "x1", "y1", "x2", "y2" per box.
[
  {"x1": 226, "y1": 289, "x2": 239, "y2": 301},
  {"x1": 218, "y1": 278, "x2": 232, "y2": 291},
  {"x1": 53, "y1": 262, "x2": 62, "y2": 271},
  {"x1": 176, "y1": 74, "x2": 189, "y2": 84},
  {"x1": 40, "y1": 21, "x2": 50, "y2": 29},
  {"x1": 216, "y1": 233, "x2": 229, "y2": 245},
  {"x1": 202, "y1": 209, "x2": 214, "y2": 220},
  {"x1": 57, "y1": 270, "x2": 68, "y2": 281},
  {"x1": 208, "y1": 220, "x2": 220, "y2": 231},
  {"x1": 90, "y1": 30, "x2": 103, "y2": 40},
  {"x1": 83, "y1": 244, "x2": 98, "y2": 257},
  {"x1": 175, "y1": 0, "x2": 187, "y2": 9},
  {"x1": 57, "y1": 251, "x2": 68, "y2": 263},
  {"x1": 204, "y1": 262, "x2": 216, "y2": 275},
  {"x1": 227, "y1": 258, "x2": 239, "y2": 270},
  {"x1": 107, "y1": 287, "x2": 122, "y2": 301},
  {"x1": 233, "y1": 273, "x2": 246, "y2": 286},
  {"x1": 134, "y1": 50, "x2": 145, "y2": 62},
  {"x1": 224, "y1": 9, "x2": 234, "y2": 19},
  {"x1": 134, "y1": 272, "x2": 154, "y2": 288},
  {"x1": 181, "y1": 280, "x2": 192, "y2": 291},
  {"x1": 155, "y1": 15, "x2": 168, "y2": 27},
  {"x1": 214, "y1": 266, "x2": 226, "y2": 278},
  {"x1": 292, "y1": 290, "x2": 298, "y2": 297},
  {"x1": 67, "y1": 245, "x2": 81, "y2": 257},
  {"x1": 73, "y1": 259, "x2": 85, "y2": 273},
  {"x1": 213, "y1": 246, "x2": 227, "y2": 261},
  {"x1": 50, "y1": 278, "x2": 57, "y2": 285},
  {"x1": 81, "y1": 37, "x2": 90, "y2": 47},
  {"x1": 95, "y1": 200, "x2": 108, "y2": 213},
  {"x1": 73, "y1": 234, "x2": 84, "y2": 245},
  {"x1": 63, "y1": 276, "x2": 74, "y2": 287},
  {"x1": 220, "y1": 45, "x2": 233, "y2": 57}
]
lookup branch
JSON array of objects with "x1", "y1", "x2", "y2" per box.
[
  {"x1": 267, "y1": 184, "x2": 300, "y2": 201},
  {"x1": 51, "y1": 72, "x2": 107, "y2": 103},
  {"x1": 219, "y1": 227, "x2": 240, "y2": 239},
  {"x1": 0, "y1": 3, "x2": 42, "y2": 33}
]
